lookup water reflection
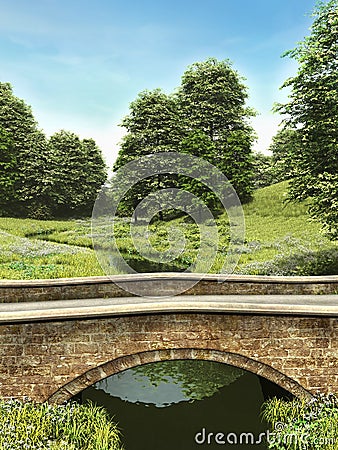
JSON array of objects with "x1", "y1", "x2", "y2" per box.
[
  {"x1": 95, "y1": 361, "x2": 244, "y2": 407},
  {"x1": 95, "y1": 371, "x2": 187, "y2": 407},
  {"x1": 77, "y1": 360, "x2": 291, "y2": 450}
]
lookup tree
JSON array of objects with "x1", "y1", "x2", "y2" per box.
[
  {"x1": 113, "y1": 89, "x2": 183, "y2": 219},
  {"x1": 0, "y1": 82, "x2": 107, "y2": 218},
  {"x1": 0, "y1": 127, "x2": 17, "y2": 212},
  {"x1": 113, "y1": 58, "x2": 256, "y2": 219},
  {"x1": 275, "y1": 0, "x2": 338, "y2": 237},
  {"x1": 0, "y1": 82, "x2": 50, "y2": 216},
  {"x1": 115, "y1": 89, "x2": 182, "y2": 166},
  {"x1": 178, "y1": 130, "x2": 222, "y2": 212},
  {"x1": 251, "y1": 152, "x2": 274, "y2": 189},
  {"x1": 178, "y1": 58, "x2": 256, "y2": 202},
  {"x1": 267, "y1": 127, "x2": 303, "y2": 184},
  {"x1": 48, "y1": 130, "x2": 107, "y2": 217}
]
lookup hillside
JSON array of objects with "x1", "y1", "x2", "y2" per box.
[{"x1": 239, "y1": 181, "x2": 338, "y2": 274}]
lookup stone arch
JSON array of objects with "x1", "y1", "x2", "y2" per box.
[{"x1": 48, "y1": 348, "x2": 312, "y2": 404}]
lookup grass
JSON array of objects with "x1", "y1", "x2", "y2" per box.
[
  {"x1": 0, "y1": 219, "x2": 103, "y2": 279},
  {"x1": 0, "y1": 180, "x2": 337, "y2": 279},
  {"x1": 0, "y1": 398, "x2": 123, "y2": 450},
  {"x1": 238, "y1": 182, "x2": 338, "y2": 274},
  {"x1": 262, "y1": 393, "x2": 338, "y2": 449}
]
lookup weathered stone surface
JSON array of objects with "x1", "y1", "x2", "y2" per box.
[
  {"x1": 0, "y1": 275, "x2": 337, "y2": 402},
  {"x1": 1, "y1": 274, "x2": 338, "y2": 303},
  {"x1": 0, "y1": 312, "x2": 336, "y2": 403}
]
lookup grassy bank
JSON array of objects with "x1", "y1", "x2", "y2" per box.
[
  {"x1": 0, "y1": 398, "x2": 123, "y2": 450},
  {"x1": 262, "y1": 393, "x2": 338, "y2": 449},
  {"x1": 0, "y1": 181, "x2": 337, "y2": 279}
]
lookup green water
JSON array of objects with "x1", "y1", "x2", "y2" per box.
[{"x1": 76, "y1": 360, "x2": 291, "y2": 449}]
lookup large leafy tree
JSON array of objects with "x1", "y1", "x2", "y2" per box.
[
  {"x1": 48, "y1": 130, "x2": 107, "y2": 217},
  {"x1": 113, "y1": 89, "x2": 182, "y2": 219},
  {"x1": 0, "y1": 82, "x2": 107, "y2": 218},
  {"x1": 268, "y1": 127, "x2": 303, "y2": 184},
  {"x1": 276, "y1": 0, "x2": 338, "y2": 237},
  {"x1": 178, "y1": 58, "x2": 256, "y2": 202},
  {"x1": 113, "y1": 59, "x2": 256, "y2": 219},
  {"x1": 0, "y1": 127, "x2": 17, "y2": 211},
  {"x1": 115, "y1": 88, "x2": 182, "y2": 164},
  {"x1": 0, "y1": 82, "x2": 51, "y2": 216}
]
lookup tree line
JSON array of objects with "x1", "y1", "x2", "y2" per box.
[
  {"x1": 0, "y1": 82, "x2": 107, "y2": 219},
  {"x1": 112, "y1": 0, "x2": 338, "y2": 238}
]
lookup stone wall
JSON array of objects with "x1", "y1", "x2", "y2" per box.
[
  {"x1": 0, "y1": 312, "x2": 336, "y2": 403},
  {"x1": 1, "y1": 273, "x2": 338, "y2": 302}
]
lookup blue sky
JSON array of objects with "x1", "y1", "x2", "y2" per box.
[{"x1": 0, "y1": 0, "x2": 316, "y2": 168}]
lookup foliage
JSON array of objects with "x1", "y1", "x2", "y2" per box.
[
  {"x1": 0, "y1": 82, "x2": 50, "y2": 217},
  {"x1": 178, "y1": 58, "x2": 254, "y2": 140},
  {"x1": 308, "y1": 172, "x2": 338, "y2": 237},
  {"x1": 0, "y1": 181, "x2": 337, "y2": 279},
  {"x1": 113, "y1": 89, "x2": 182, "y2": 218},
  {"x1": 251, "y1": 152, "x2": 275, "y2": 189},
  {"x1": 240, "y1": 246, "x2": 338, "y2": 276},
  {"x1": 0, "y1": 83, "x2": 107, "y2": 219},
  {"x1": 178, "y1": 58, "x2": 256, "y2": 202},
  {"x1": 48, "y1": 131, "x2": 107, "y2": 217},
  {"x1": 0, "y1": 127, "x2": 17, "y2": 209},
  {"x1": 239, "y1": 181, "x2": 338, "y2": 274},
  {"x1": 262, "y1": 393, "x2": 338, "y2": 449},
  {"x1": 116, "y1": 88, "x2": 181, "y2": 164},
  {"x1": 275, "y1": 0, "x2": 338, "y2": 239},
  {"x1": 0, "y1": 398, "x2": 123, "y2": 449},
  {"x1": 267, "y1": 128, "x2": 303, "y2": 184},
  {"x1": 113, "y1": 58, "x2": 256, "y2": 218}
]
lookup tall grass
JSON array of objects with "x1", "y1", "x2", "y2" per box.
[
  {"x1": 0, "y1": 398, "x2": 123, "y2": 450},
  {"x1": 238, "y1": 181, "x2": 338, "y2": 274},
  {"x1": 262, "y1": 393, "x2": 338, "y2": 449},
  {"x1": 0, "y1": 219, "x2": 104, "y2": 279}
]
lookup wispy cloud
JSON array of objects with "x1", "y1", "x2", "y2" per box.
[{"x1": 0, "y1": 0, "x2": 315, "y2": 167}]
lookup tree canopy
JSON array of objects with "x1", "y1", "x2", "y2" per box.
[
  {"x1": 113, "y1": 58, "x2": 256, "y2": 218},
  {"x1": 0, "y1": 83, "x2": 107, "y2": 218},
  {"x1": 275, "y1": 0, "x2": 338, "y2": 237},
  {"x1": 48, "y1": 131, "x2": 107, "y2": 217}
]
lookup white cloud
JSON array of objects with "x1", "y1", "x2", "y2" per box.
[{"x1": 251, "y1": 114, "x2": 282, "y2": 155}]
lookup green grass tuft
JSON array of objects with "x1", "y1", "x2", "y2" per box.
[{"x1": 0, "y1": 398, "x2": 123, "y2": 449}]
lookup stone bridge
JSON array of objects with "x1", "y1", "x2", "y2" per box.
[{"x1": 0, "y1": 273, "x2": 337, "y2": 403}]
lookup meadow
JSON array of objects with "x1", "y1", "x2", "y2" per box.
[{"x1": 0, "y1": 181, "x2": 337, "y2": 279}]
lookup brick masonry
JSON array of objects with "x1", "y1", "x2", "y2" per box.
[{"x1": 0, "y1": 312, "x2": 337, "y2": 403}]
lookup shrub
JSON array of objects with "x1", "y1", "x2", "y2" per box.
[{"x1": 240, "y1": 247, "x2": 338, "y2": 276}]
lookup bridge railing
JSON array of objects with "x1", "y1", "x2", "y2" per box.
[
  {"x1": 0, "y1": 273, "x2": 338, "y2": 322},
  {"x1": 0, "y1": 273, "x2": 338, "y2": 303}
]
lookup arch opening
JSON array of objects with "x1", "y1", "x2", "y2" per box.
[
  {"x1": 48, "y1": 348, "x2": 311, "y2": 405},
  {"x1": 70, "y1": 352, "x2": 308, "y2": 450}
]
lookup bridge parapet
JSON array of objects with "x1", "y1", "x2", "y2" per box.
[{"x1": 1, "y1": 273, "x2": 338, "y2": 303}]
